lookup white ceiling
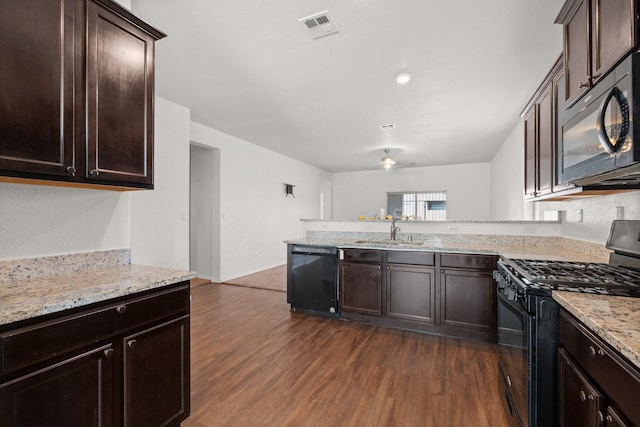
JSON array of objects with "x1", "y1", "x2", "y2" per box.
[{"x1": 131, "y1": 0, "x2": 562, "y2": 173}]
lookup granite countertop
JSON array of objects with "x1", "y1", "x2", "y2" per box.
[
  {"x1": 553, "y1": 292, "x2": 640, "y2": 370},
  {"x1": 286, "y1": 237, "x2": 605, "y2": 262},
  {"x1": 300, "y1": 218, "x2": 561, "y2": 224},
  {"x1": 0, "y1": 264, "x2": 195, "y2": 326}
]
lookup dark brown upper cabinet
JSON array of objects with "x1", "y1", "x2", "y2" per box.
[
  {"x1": 556, "y1": 0, "x2": 636, "y2": 105},
  {"x1": 523, "y1": 56, "x2": 563, "y2": 199},
  {"x1": 0, "y1": 0, "x2": 76, "y2": 178},
  {"x1": 0, "y1": 0, "x2": 165, "y2": 190}
]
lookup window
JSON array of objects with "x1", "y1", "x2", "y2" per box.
[{"x1": 387, "y1": 192, "x2": 447, "y2": 220}]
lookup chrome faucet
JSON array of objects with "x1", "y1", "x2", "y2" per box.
[{"x1": 390, "y1": 218, "x2": 400, "y2": 240}]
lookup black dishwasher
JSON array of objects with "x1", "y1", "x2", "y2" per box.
[{"x1": 287, "y1": 244, "x2": 339, "y2": 318}]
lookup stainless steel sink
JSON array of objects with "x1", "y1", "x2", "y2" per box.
[{"x1": 354, "y1": 239, "x2": 423, "y2": 246}]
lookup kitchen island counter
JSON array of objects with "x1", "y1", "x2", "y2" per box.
[{"x1": 553, "y1": 291, "x2": 640, "y2": 371}]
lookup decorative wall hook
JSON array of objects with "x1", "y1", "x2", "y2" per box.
[{"x1": 285, "y1": 183, "x2": 295, "y2": 198}]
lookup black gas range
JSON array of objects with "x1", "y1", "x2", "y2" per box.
[
  {"x1": 494, "y1": 220, "x2": 640, "y2": 427},
  {"x1": 500, "y1": 257, "x2": 640, "y2": 296}
]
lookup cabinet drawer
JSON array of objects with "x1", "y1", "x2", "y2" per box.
[
  {"x1": 341, "y1": 249, "x2": 381, "y2": 263},
  {"x1": 559, "y1": 311, "x2": 640, "y2": 425},
  {"x1": 0, "y1": 283, "x2": 189, "y2": 374},
  {"x1": 386, "y1": 251, "x2": 435, "y2": 266},
  {"x1": 441, "y1": 253, "x2": 497, "y2": 270}
]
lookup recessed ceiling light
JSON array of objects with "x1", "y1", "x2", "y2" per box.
[{"x1": 395, "y1": 73, "x2": 411, "y2": 84}]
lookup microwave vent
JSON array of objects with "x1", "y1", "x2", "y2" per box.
[{"x1": 299, "y1": 11, "x2": 339, "y2": 39}]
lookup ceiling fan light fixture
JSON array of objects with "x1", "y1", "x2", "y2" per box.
[
  {"x1": 380, "y1": 149, "x2": 396, "y2": 169},
  {"x1": 395, "y1": 72, "x2": 411, "y2": 84}
]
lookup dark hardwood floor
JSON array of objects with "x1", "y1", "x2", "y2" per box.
[{"x1": 184, "y1": 283, "x2": 509, "y2": 427}]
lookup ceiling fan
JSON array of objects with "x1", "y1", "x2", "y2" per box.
[{"x1": 380, "y1": 149, "x2": 417, "y2": 169}]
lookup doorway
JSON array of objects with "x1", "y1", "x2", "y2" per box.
[{"x1": 189, "y1": 144, "x2": 220, "y2": 282}]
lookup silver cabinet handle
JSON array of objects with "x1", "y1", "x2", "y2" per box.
[
  {"x1": 90, "y1": 169, "x2": 100, "y2": 176},
  {"x1": 506, "y1": 375, "x2": 512, "y2": 387},
  {"x1": 66, "y1": 166, "x2": 76, "y2": 176},
  {"x1": 103, "y1": 348, "x2": 114, "y2": 358},
  {"x1": 127, "y1": 339, "x2": 137, "y2": 349},
  {"x1": 116, "y1": 305, "x2": 127, "y2": 314},
  {"x1": 579, "y1": 76, "x2": 591, "y2": 89},
  {"x1": 589, "y1": 346, "x2": 597, "y2": 357},
  {"x1": 580, "y1": 390, "x2": 587, "y2": 402}
]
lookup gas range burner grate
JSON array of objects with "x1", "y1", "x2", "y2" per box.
[{"x1": 508, "y1": 259, "x2": 640, "y2": 289}]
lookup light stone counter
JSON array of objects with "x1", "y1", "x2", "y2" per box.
[
  {"x1": 0, "y1": 250, "x2": 195, "y2": 326},
  {"x1": 286, "y1": 235, "x2": 609, "y2": 263},
  {"x1": 553, "y1": 292, "x2": 640, "y2": 370}
]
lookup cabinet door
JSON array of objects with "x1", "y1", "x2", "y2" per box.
[
  {"x1": 440, "y1": 269, "x2": 496, "y2": 331},
  {"x1": 590, "y1": 0, "x2": 635, "y2": 84},
  {"x1": 339, "y1": 262, "x2": 382, "y2": 315},
  {"x1": 558, "y1": 348, "x2": 604, "y2": 427},
  {"x1": 85, "y1": 1, "x2": 155, "y2": 187},
  {"x1": 537, "y1": 86, "x2": 554, "y2": 196},
  {"x1": 524, "y1": 107, "x2": 537, "y2": 198},
  {"x1": 606, "y1": 406, "x2": 630, "y2": 427},
  {"x1": 0, "y1": 0, "x2": 76, "y2": 178},
  {"x1": 123, "y1": 316, "x2": 190, "y2": 427},
  {"x1": 386, "y1": 265, "x2": 436, "y2": 324},
  {"x1": 564, "y1": 0, "x2": 590, "y2": 103},
  {"x1": 0, "y1": 345, "x2": 113, "y2": 427}
]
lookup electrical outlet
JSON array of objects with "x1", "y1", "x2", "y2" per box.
[
  {"x1": 577, "y1": 209, "x2": 583, "y2": 222},
  {"x1": 616, "y1": 206, "x2": 625, "y2": 220}
]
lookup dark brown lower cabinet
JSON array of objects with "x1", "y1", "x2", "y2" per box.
[
  {"x1": 340, "y1": 262, "x2": 382, "y2": 315},
  {"x1": 123, "y1": 316, "x2": 189, "y2": 427},
  {"x1": 0, "y1": 281, "x2": 190, "y2": 426},
  {"x1": 0, "y1": 344, "x2": 114, "y2": 427},
  {"x1": 558, "y1": 310, "x2": 638, "y2": 427},
  {"x1": 386, "y1": 265, "x2": 435, "y2": 324},
  {"x1": 440, "y1": 268, "x2": 496, "y2": 332},
  {"x1": 558, "y1": 347, "x2": 604, "y2": 427},
  {"x1": 339, "y1": 250, "x2": 497, "y2": 342}
]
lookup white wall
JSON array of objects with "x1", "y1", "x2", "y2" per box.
[
  {"x1": 489, "y1": 121, "x2": 533, "y2": 220},
  {"x1": 332, "y1": 163, "x2": 491, "y2": 220},
  {"x1": 130, "y1": 97, "x2": 191, "y2": 270},
  {"x1": 0, "y1": 183, "x2": 130, "y2": 260},
  {"x1": 190, "y1": 122, "x2": 332, "y2": 281}
]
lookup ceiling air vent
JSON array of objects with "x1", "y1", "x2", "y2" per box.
[
  {"x1": 380, "y1": 124, "x2": 396, "y2": 130},
  {"x1": 299, "y1": 11, "x2": 339, "y2": 39}
]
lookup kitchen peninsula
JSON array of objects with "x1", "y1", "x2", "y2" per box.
[
  {"x1": 287, "y1": 218, "x2": 611, "y2": 343},
  {"x1": 0, "y1": 249, "x2": 194, "y2": 426},
  {"x1": 297, "y1": 218, "x2": 609, "y2": 262}
]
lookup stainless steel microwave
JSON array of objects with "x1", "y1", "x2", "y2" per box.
[{"x1": 558, "y1": 54, "x2": 640, "y2": 187}]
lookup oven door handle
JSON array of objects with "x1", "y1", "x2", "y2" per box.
[{"x1": 497, "y1": 288, "x2": 528, "y2": 317}]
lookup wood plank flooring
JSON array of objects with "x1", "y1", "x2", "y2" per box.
[{"x1": 184, "y1": 283, "x2": 509, "y2": 427}]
